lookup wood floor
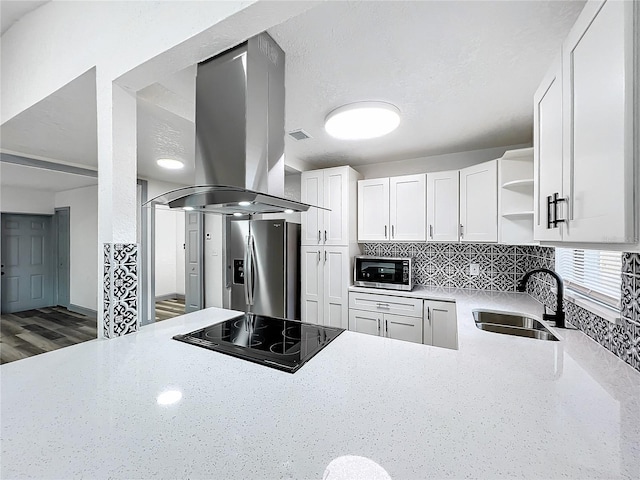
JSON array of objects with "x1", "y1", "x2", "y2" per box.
[
  {"x1": 0, "y1": 307, "x2": 97, "y2": 365},
  {"x1": 155, "y1": 297, "x2": 185, "y2": 321}
]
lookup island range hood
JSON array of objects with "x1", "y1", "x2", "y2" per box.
[{"x1": 146, "y1": 33, "x2": 316, "y2": 215}]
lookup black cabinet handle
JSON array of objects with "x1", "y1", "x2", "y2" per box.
[{"x1": 547, "y1": 193, "x2": 566, "y2": 229}]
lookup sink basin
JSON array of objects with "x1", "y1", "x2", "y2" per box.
[{"x1": 472, "y1": 310, "x2": 559, "y2": 341}]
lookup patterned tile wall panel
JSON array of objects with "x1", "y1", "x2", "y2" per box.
[
  {"x1": 524, "y1": 247, "x2": 639, "y2": 373},
  {"x1": 103, "y1": 243, "x2": 139, "y2": 338},
  {"x1": 363, "y1": 243, "x2": 639, "y2": 372}
]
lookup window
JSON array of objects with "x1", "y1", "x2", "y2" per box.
[{"x1": 555, "y1": 248, "x2": 622, "y2": 309}]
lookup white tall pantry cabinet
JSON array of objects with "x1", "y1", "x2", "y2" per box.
[{"x1": 301, "y1": 166, "x2": 361, "y2": 328}]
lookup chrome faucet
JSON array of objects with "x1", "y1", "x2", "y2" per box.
[{"x1": 516, "y1": 268, "x2": 566, "y2": 328}]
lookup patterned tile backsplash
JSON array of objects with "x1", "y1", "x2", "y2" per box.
[
  {"x1": 363, "y1": 243, "x2": 525, "y2": 291},
  {"x1": 103, "y1": 243, "x2": 139, "y2": 339},
  {"x1": 363, "y1": 243, "x2": 640, "y2": 372}
]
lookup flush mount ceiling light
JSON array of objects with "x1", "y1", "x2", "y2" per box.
[
  {"x1": 324, "y1": 101, "x2": 400, "y2": 140},
  {"x1": 157, "y1": 158, "x2": 184, "y2": 170}
]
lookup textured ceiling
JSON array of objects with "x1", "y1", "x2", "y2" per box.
[
  {"x1": 268, "y1": 0, "x2": 585, "y2": 167},
  {"x1": 0, "y1": 0, "x2": 49, "y2": 35},
  {"x1": 0, "y1": 69, "x2": 97, "y2": 167},
  {"x1": 0, "y1": 162, "x2": 97, "y2": 192},
  {"x1": 0, "y1": 0, "x2": 586, "y2": 182}
]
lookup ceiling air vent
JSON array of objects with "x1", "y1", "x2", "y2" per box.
[{"x1": 288, "y1": 129, "x2": 311, "y2": 141}]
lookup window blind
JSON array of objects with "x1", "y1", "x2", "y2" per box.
[{"x1": 555, "y1": 248, "x2": 622, "y2": 309}]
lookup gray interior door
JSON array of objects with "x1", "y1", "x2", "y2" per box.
[
  {"x1": 184, "y1": 211, "x2": 203, "y2": 313},
  {"x1": 1, "y1": 214, "x2": 54, "y2": 313},
  {"x1": 55, "y1": 207, "x2": 70, "y2": 308}
]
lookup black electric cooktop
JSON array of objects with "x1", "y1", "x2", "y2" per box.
[{"x1": 173, "y1": 314, "x2": 344, "y2": 373}]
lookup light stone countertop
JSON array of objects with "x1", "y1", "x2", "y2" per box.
[{"x1": 2, "y1": 291, "x2": 639, "y2": 480}]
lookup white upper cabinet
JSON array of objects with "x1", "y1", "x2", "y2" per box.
[
  {"x1": 534, "y1": 0, "x2": 637, "y2": 244},
  {"x1": 389, "y1": 174, "x2": 427, "y2": 242},
  {"x1": 358, "y1": 174, "x2": 426, "y2": 242},
  {"x1": 561, "y1": 0, "x2": 635, "y2": 243},
  {"x1": 358, "y1": 178, "x2": 390, "y2": 242},
  {"x1": 459, "y1": 160, "x2": 498, "y2": 243},
  {"x1": 426, "y1": 170, "x2": 460, "y2": 242},
  {"x1": 323, "y1": 168, "x2": 349, "y2": 245},
  {"x1": 533, "y1": 58, "x2": 564, "y2": 242},
  {"x1": 302, "y1": 166, "x2": 360, "y2": 246},
  {"x1": 301, "y1": 171, "x2": 324, "y2": 245}
]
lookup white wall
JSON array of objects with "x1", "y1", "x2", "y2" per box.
[
  {"x1": 1, "y1": 186, "x2": 55, "y2": 214},
  {"x1": 354, "y1": 143, "x2": 531, "y2": 179},
  {"x1": 1, "y1": 1, "x2": 317, "y2": 124},
  {"x1": 204, "y1": 214, "x2": 224, "y2": 308},
  {"x1": 147, "y1": 179, "x2": 187, "y2": 298},
  {"x1": 1, "y1": 1, "x2": 254, "y2": 123},
  {"x1": 54, "y1": 185, "x2": 98, "y2": 311},
  {"x1": 154, "y1": 206, "x2": 185, "y2": 297}
]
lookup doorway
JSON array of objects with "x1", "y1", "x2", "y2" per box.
[
  {"x1": 1, "y1": 211, "x2": 72, "y2": 313},
  {"x1": 55, "y1": 207, "x2": 70, "y2": 308},
  {"x1": 0, "y1": 211, "x2": 96, "y2": 364}
]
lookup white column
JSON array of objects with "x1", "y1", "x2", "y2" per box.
[{"x1": 97, "y1": 71, "x2": 138, "y2": 338}]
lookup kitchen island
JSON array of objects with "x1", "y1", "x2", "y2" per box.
[{"x1": 2, "y1": 291, "x2": 639, "y2": 479}]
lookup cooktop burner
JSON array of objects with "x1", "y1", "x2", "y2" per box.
[{"x1": 173, "y1": 314, "x2": 344, "y2": 373}]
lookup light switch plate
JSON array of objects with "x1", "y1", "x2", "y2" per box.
[{"x1": 470, "y1": 264, "x2": 480, "y2": 276}]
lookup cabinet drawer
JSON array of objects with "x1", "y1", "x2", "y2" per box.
[{"x1": 349, "y1": 292, "x2": 423, "y2": 318}]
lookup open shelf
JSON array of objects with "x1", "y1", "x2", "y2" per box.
[
  {"x1": 498, "y1": 147, "x2": 534, "y2": 244},
  {"x1": 501, "y1": 179, "x2": 534, "y2": 189},
  {"x1": 502, "y1": 211, "x2": 534, "y2": 219}
]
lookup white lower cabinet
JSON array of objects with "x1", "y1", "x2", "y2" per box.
[
  {"x1": 348, "y1": 309, "x2": 422, "y2": 344},
  {"x1": 424, "y1": 300, "x2": 458, "y2": 350},
  {"x1": 385, "y1": 313, "x2": 423, "y2": 344},
  {"x1": 348, "y1": 292, "x2": 457, "y2": 348},
  {"x1": 348, "y1": 292, "x2": 423, "y2": 344},
  {"x1": 301, "y1": 245, "x2": 350, "y2": 328}
]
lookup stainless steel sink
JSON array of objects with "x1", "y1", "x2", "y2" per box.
[{"x1": 473, "y1": 310, "x2": 559, "y2": 341}]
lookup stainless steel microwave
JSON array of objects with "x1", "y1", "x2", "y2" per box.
[{"x1": 353, "y1": 256, "x2": 413, "y2": 291}]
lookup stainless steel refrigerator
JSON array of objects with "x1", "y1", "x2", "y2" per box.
[{"x1": 226, "y1": 219, "x2": 301, "y2": 319}]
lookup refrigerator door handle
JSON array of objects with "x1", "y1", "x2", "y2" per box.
[
  {"x1": 245, "y1": 235, "x2": 255, "y2": 306},
  {"x1": 243, "y1": 235, "x2": 251, "y2": 306}
]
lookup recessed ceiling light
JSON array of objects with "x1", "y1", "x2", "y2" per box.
[
  {"x1": 157, "y1": 159, "x2": 184, "y2": 170},
  {"x1": 284, "y1": 209, "x2": 294, "y2": 214},
  {"x1": 238, "y1": 201, "x2": 252, "y2": 207},
  {"x1": 233, "y1": 212, "x2": 244, "y2": 217},
  {"x1": 183, "y1": 206, "x2": 194, "y2": 211},
  {"x1": 325, "y1": 102, "x2": 400, "y2": 140}
]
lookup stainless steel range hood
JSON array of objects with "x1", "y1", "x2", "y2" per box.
[{"x1": 146, "y1": 33, "x2": 315, "y2": 215}]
